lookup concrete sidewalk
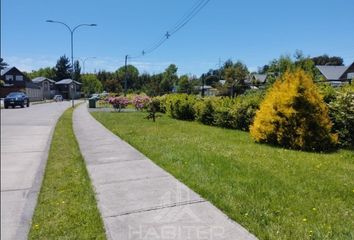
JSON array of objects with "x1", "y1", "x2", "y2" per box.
[{"x1": 73, "y1": 104, "x2": 257, "y2": 240}]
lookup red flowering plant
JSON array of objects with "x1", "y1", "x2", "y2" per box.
[
  {"x1": 108, "y1": 96, "x2": 130, "y2": 112},
  {"x1": 132, "y1": 95, "x2": 151, "y2": 111}
]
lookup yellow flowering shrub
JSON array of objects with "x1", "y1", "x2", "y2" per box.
[{"x1": 250, "y1": 68, "x2": 338, "y2": 151}]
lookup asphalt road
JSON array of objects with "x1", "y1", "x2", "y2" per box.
[{"x1": 1, "y1": 101, "x2": 72, "y2": 240}]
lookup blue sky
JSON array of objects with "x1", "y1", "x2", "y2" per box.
[{"x1": 2, "y1": 0, "x2": 354, "y2": 76}]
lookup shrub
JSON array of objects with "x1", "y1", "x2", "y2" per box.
[
  {"x1": 153, "y1": 95, "x2": 167, "y2": 113},
  {"x1": 165, "y1": 94, "x2": 197, "y2": 120},
  {"x1": 317, "y1": 83, "x2": 337, "y2": 104},
  {"x1": 193, "y1": 98, "x2": 215, "y2": 125},
  {"x1": 107, "y1": 96, "x2": 130, "y2": 112},
  {"x1": 329, "y1": 84, "x2": 354, "y2": 147},
  {"x1": 213, "y1": 97, "x2": 236, "y2": 128},
  {"x1": 250, "y1": 69, "x2": 338, "y2": 151},
  {"x1": 230, "y1": 91, "x2": 264, "y2": 131},
  {"x1": 132, "y1": 95, "x2": 151, "y2": 111},
  {"x1": 146, "y1": 98, "x2": 161, "y2": 122}
]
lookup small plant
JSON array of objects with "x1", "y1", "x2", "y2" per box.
[
  {"x1": 146, "y1": 98, "x2": 161, "y2": 122},
  {"x1": 108, "y1": 96, "x2": 130, "y2": 112}
]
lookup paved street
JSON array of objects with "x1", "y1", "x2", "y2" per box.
[
  {"x1": 1, "y1": 102, "x2": 71, "y2": 240},
  {"x1": 74, "y1": 104, "x2": 257, "y2": 240}
]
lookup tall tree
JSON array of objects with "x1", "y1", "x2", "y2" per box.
[
  {"x1": 116, "y1": 65, "x2": 139, "y2": 90},
  {"x1": 73, "y1": 60, "x2": 81, "y2": 82},
  {"x1": 160, "y1": 64, "x2": 178, "y2": 93},
  {"x1": 224, "y1": 61, "x2": 249, "y2": 97},
  {"x1": 0, "y1": 58, "x2": 8, "y2": 71},
  {"x1": 177, "y1": 75, "x2": 192, "y2": 93},
  {"x1": 54, "y1": 55, "x2": 72, "y2": 81},
  {"x1": 82, "y1": 74, "x2": 103, "y2": 96},
  {"x1": 312, "y1": 55, "x2": 344, "y2": 66}
]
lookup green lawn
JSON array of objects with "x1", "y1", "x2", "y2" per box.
[
  {"x1": 92, "y1": 111, "x2": 354, "y2": 240},
  {"x1": 29, "y1": 108, "x2": 106, "y2": 239}
]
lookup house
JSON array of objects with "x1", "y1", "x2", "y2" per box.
[
  {"x1": 32, "y1": 77, "x2": 56, "y2": 99},
  {"x1": 196, "y1": 85, "x2": 218, "y2": 96},
  {"x1": 55, "y1": 79, "x2": 82, "y2": 99},
  {"x1": 249, "y1": 74, "x2": 268, "y2": 85},
  {"x1": 316, "y1": 62, "x2": 354, "y2": 86},
  {"x1": 0, "y1": 67, "x2": 42, "y2": 101}
]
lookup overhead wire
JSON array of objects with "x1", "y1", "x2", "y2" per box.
[{"x1": 128, "y1": 0, "x2": 211, "y2": 59}]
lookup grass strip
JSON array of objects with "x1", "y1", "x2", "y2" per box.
[
  {"x1": 92, "y1": 111, "x2": 354, "y2": 240},
  {"x1": 29, "y1": 107, "x2": 106, "y2": 239}
]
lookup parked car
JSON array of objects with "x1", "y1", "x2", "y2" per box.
[
  {"x1": 4, "y1": 92, "x2": 30, "y2": 108},
  {"x1": 53, "y1": 95, "x2": 63, "y2": 102},
  {"x1": 90, "y1": 93, "x2": 101, "y2": 100}
]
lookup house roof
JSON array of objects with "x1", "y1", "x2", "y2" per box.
[
  {"x1": 252, "y1": 74, "x2": 268, "y2": 83},
  {"x1": 32, "y1": 77, "x2": 55, "y2": 83},
  {"x1": 55, "y1": 79, "x2": 82, "y2": 85},
  {"x1": 316, "y1": 65, "x2": 349, "y2": 80}
]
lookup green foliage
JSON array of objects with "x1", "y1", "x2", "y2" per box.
[
  {"x1": 165, "y1": 94, "x2": 197, "y2": 120},
  {"x1": 329, "y1": 85, "x2": 354, "y2": 147},
  {"x1": 54, "y1": 55, "x2": 72, "y2": 81},
  {"x1": 82, "y1": 74, "x2": 103, "y2": 96},
  {"x1": 73, "y1": 60, "x2": 81, "y2": 82},
  {"x1": 317, "y1": 82, "x2": 337, "y2": 103},
  {"x1": 193, "y1": 98, "x2": 215, "y2": 125},
  {"x1": 177, "y1": 75, "x2": 193, "y2": 93},
  {"x1": 230, "y1": 90, "x2": 265, "y2": 131},
  {"x1": 0, "y1": 57, "x2": 8, "y2": 71},
  {"x1": 27, "y1": 67, "x2": 56, "y2": 80},
  {"x1": 250, "y1": 69, "x2": 338, "y2": 151},
  {"x1": 146, "y1": 98, "x2": 162, "y2": 122}
]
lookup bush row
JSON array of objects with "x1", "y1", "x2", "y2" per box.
[
  {"x1": 152, "y1": 70, "x2": 353, "y2": 150},
  {"x1": 154, "y1": 91, "x2": 265, "y2": 132}
]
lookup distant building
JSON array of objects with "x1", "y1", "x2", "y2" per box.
[
  {"x1": 0, "y1": 67, "x2": 42, "y2": 101},
  {"x1": 32, "y1": 77, "x2": 56, "y2": 99},
  {"x1": 196, "y1": 85, "x2": 218, "y2": 96},
  {"x1": 55, "y1": 79, "x2": 82, "y2": 99},
  {"x1": 316, "y1": 62, "x2": 354, "y2": 86}
]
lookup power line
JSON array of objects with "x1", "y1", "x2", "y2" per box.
[{"x1": 128, "y1": 0, "x2": 211, "y2": 59}]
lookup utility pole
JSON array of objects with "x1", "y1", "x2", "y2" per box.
[{"x1": 124, "y1": 55, "x2": 128, "y2": 96}]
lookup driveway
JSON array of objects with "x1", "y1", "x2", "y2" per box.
[{"x1": 1, "y1": 102, "x2": 71, "y2": 240}]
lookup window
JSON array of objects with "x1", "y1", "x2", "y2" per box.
[
  {"x1": 5, "y1": 75, "x2": 13, "y2": 81},
  {"x1": 347, "y1": 72, "x2": 354, "y2": 79},
  {"x1": 15, "y1": 75, "x2": 24, "y2": 81}
]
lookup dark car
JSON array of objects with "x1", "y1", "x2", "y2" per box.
[{"x1": 4, "y1": 92, "x2": 30, "y2": 108}]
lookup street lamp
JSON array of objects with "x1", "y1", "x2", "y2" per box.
[
  {"x1": 46, "y1": 20, "x2": 97, "y2": 107},
  {"x1": 79, "y1": 57, "x2": 96, "y2": 74}
]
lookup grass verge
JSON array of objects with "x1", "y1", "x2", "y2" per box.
[
  {"x1": 92, "y1": 111, "x2": 354, "y2": 240},
  {"x1": 29, "y1": 107, "x2": 106, "y2": 239}
]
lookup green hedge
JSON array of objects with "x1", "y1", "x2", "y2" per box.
[{"x1": 161, "y1": 91, "x2": 264, "y2": 131}]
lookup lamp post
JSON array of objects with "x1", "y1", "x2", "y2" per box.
[
  {"x1": 80, "y1": 57, "x2": 96, "y2": 74},
  {"x1": 46, "y1": 20, "x2": 97, "y2": 107}
]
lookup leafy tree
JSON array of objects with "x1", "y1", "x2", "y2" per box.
[
  {"x1": 160, "y1": 64, "x2": 178, "y2": 93},
  {"x1": 250, "y1": 68, "x2": 337, "y2": 151},
  {"x1": 82, "y1": 74, "x2": 103, "y2": 96},
  {"x1": 27, "y1": 67, "x2": 56, "y2": 80},
  {"x1": 73, "y1": 60, "x2": 81, "y2": 82},
  {"x1": 54, "y1": 55, "x2": 72, "y2": 81},
  {"x1": 177, "y1": 75, "x2": 192, "y2": 93},
  {"x1": 116, "y1": 65, "x2": 139, "y2": 91},
  {"x1": 144, "y1": 73, "x2": 163, "y2": 96},
  {"x1": 224, "y1": 61, "x2": 249, "y2": 97},
  {"x1": 312, "y1": 55, "x2": 344, "y2": 66},
  {"x1": 0, "y1": 58, "x2": 8, "y2": 71}
]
